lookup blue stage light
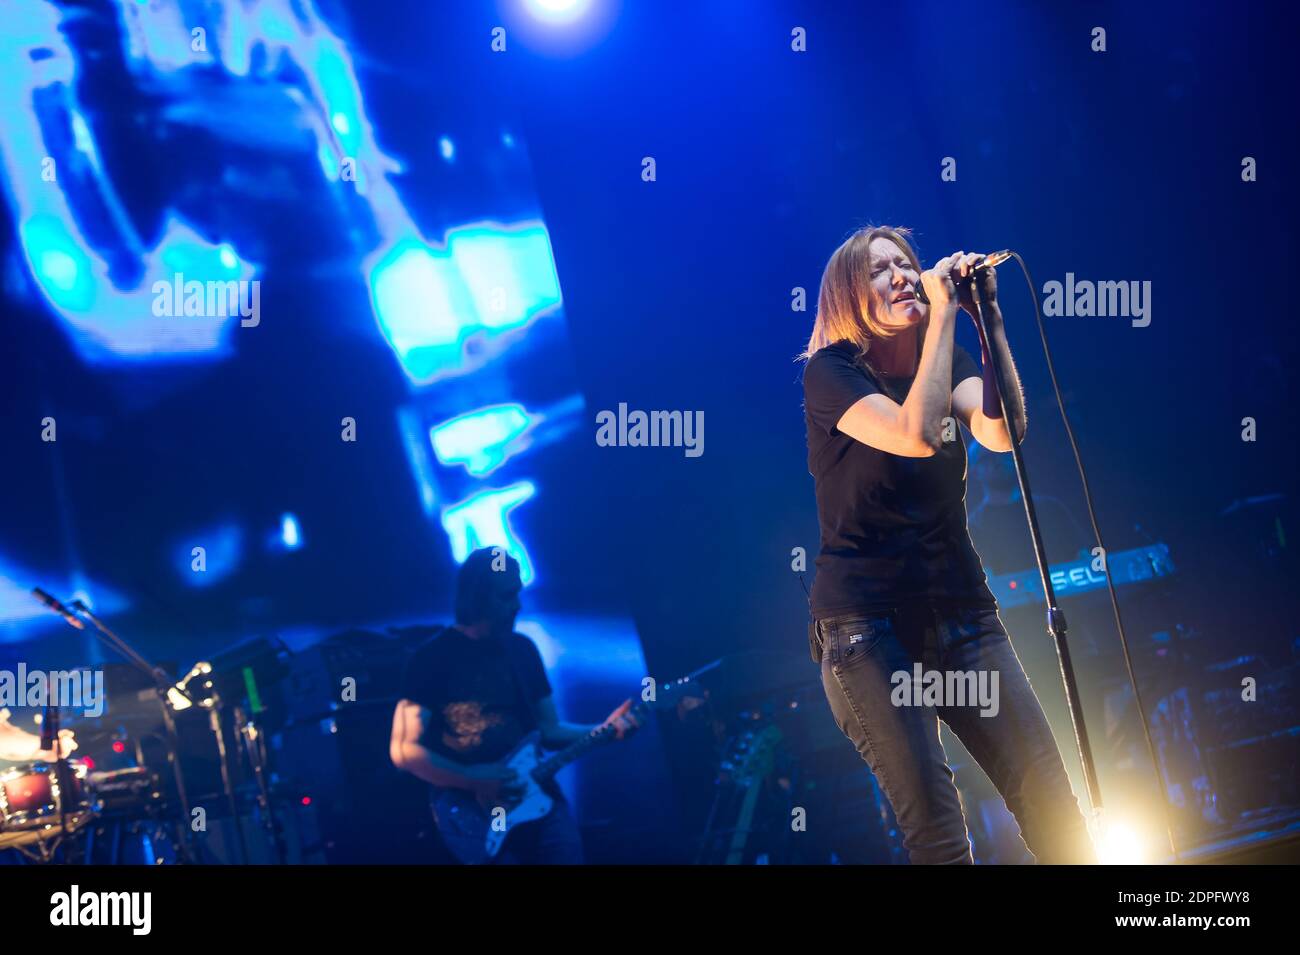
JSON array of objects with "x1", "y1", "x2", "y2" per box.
[
  {"x1": 280, "y1": 513, "x2": 303, "y2": 550},
  {"x1": 397, "y1": 406, "x2": 441, "y2": 516},
  {"x1": 175, "y1": 524, "x2": 244, "y2": 588},
  {"x1": 367, "y1": 222, "x2": 562, "y2": 386},
  {"x1": 22, "y1": 216, "x2": 97, "y2": 314},
  {"x1": 525, "y1": 0, "x2": 592, "y2": 24},
  {"x1": 440, "y1": 483, "x2": 537, "y2": 585},
  {"x1": 0, "y1": 0, "x2": 424, "y2": 364},
  {"x1": 439, "y1": 136, "x2": 456, "y2": 162},
  {"x1": 430, "y1": 404, "x2": 533, "y2": 477},
  {"x1": 0, "y1": 558, "x2": 128, "y2": 642}
]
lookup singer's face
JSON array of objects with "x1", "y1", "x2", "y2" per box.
[{"x1": 868, "y1": 237, "x2": 924, "y2": 327}]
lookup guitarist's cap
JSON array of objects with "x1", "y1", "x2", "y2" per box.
[{"x1": 455, "y1": 547, "x2": 523, "y2": 628}]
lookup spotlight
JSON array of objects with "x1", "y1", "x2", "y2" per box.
[
  {"x1": 280, "y1": 513, "x2": 302, "y2": 550},
  {"x1": 1096, "y1": 817, "x2": 1147, "y2": 865},
  {"x1": 505, "y1": 0, "x2": 618, "y2": 58},
  {"x1": 524, "y1": 0, "x2": 592, "y2": 24}
]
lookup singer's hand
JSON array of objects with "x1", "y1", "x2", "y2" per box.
[
  {"x1": 919, "y1": 252, "x2": 964, "y2": 312},
  {"x1": 956, "y1": 256, "x2": 999, "y2": 319}
]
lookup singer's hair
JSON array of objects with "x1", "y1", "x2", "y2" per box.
[{"x1": 800, "y1": 225, "x2": 927, "y2": 362}]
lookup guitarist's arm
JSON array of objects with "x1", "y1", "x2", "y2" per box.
[
  {"x1": 389, "y1": 699, "x2": 511, "y2": 795},
  {"x1": 534, "y1": 695, "x2": 597, "y2": 747},
  {"x1": 533, "y1": 695, "x2": 640, "y2": 748}
]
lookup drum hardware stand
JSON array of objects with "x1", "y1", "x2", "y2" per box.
[
  {"x1": 65, "y1": 599, "x2": 201, "y2": 864},
  {"x1": 38, "y1": 676, "x2": 71, "y2": 841},
  {"x1": 234, "y1": 705, "x2": 287, "y2": 865},
  {"x1": 11, "y1": 829, "x2": 70, "y2": 865},
  {"x1": 17, "y1": 691, "x2": 82, "y2": 865},
  {"x1": 210, "y1": 693, "x2": 247, "y2": 863},
  {"x1": 175, "y1": 663, "x2": 250, "y2": 865}
]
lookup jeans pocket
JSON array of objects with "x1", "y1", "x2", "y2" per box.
[
  {"x1": 807, "y1": 618, "x2": 821, "y2": 663},
  {"x1": 829, "y1": 611, "x2": 895, "y2": 671}
]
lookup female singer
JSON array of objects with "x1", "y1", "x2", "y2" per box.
[{"x1": 801, "y1": 225, "x2": 1094, "y2": 864}]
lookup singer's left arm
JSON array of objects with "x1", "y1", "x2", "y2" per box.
[{"x1": 953, "y1": 301, "x2": 1027, "y2": 452}]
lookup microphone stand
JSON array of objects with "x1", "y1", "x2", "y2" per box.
[
  {"x1": 234, "y1": 704, "x2": 286, "y2": 865},
  {"x1": 68, "y1": 600, "x2": 201, "y2": 864},
  {"x1": 966, "y1": 278, "x2": 1105, "y2": 832},
  {"x1": 37, "y1": 678, "x2": 72, "y2": 849},
  {"x1": 204, "y1": 682, "x2": 250, "y2": 865}
]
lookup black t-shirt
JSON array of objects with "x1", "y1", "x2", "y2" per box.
[
  {"x1": 400, "y1": 627, "x2": 552, "y2": 765},
  {"x1": 802, "y1": 339, "x2": 996, "y2": 616}
]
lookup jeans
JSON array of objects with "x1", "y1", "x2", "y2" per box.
[{"x1": 812, "y1": 601, "x2": 1095, "y2": 864}]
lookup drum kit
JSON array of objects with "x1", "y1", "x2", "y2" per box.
[
  {"x1": 0, "y1": 760, "x2": 93, "y2": 857},
  {"x1": 2, "y1": 588, "x2": 287, "y2": 864},
  {"x1": 0, "y1": 701, "x2": 177, "y2": 862},
  {"x1": 0, "y1": 757, "x2": 166, "y2": 862}
]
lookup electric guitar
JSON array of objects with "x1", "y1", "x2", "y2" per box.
[
  {"x1": 722, "y1": 725, "x2": 782, "y2": 864},
  {"x1": 430, "y1": 675, "x2": 699, "y2": 864}
]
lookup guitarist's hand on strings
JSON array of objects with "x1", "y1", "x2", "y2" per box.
[
  {"x1": 597, "y1": 699, "x2": 640, "y2": 740},
  {"x1": 467, "y1": 762, "x2": 525, "y2": 804}
]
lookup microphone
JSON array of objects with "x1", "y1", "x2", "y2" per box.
[
  {"x1": 913, "y1": 250, "x2": 1012, "y2": 305},
  {"x1": 31, "y1": 587, "x2": 86, "y2": 630}
]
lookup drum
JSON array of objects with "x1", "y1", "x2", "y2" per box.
[
  {"x1": 87, "y1": 767, "x2": 163, "y2": 819},
  {"x1": 0, "y1": 760, "x2": 92, "y2": 830}
]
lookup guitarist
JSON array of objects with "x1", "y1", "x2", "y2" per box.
[{"x1": 389, "y1": 548, "x2": 639, "y2": 864}]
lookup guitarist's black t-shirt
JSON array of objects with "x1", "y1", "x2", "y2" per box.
[{"x1": 400, "y1": 627, "x2": 552, "y2": 765}]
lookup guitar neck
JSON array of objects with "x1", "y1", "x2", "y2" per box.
[{"x1": 535, "y1": 699, "x2": 653, "y2": 781}]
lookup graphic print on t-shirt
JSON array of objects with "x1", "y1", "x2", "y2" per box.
[
  {"x1": 401, "y1": 628, "x2": 554, "y2": 765},
  {"x1": 441, "y1": 701, "x2": 506, "y2": 753}
]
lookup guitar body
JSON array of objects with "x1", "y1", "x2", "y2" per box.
[
  {"x1": 430, "y1": 731, "x2": 554, "y2": 865},
  {"x1": 426, "y1": 676, "x2": 698, "y2": 864}
]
